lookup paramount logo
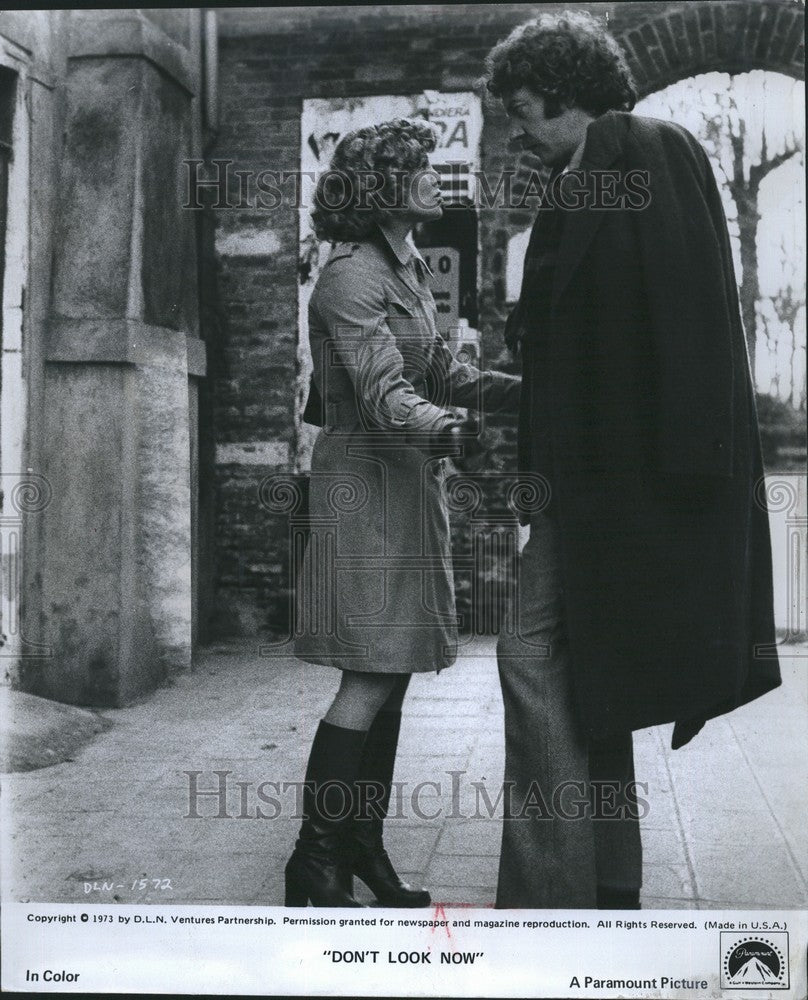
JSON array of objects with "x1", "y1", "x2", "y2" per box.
[
  {"x1": 733, "y1": 955, "x2": 780, "y2": 983},
  {"x1": 720, "y1": 933, "x2": 789, "y2": 990}
]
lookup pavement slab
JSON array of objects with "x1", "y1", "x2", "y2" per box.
[{"x1": 1, "y1": 637, "x2": 805, "y2": 911}]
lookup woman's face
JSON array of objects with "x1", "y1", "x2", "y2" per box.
[{"x1": 403, "y1": 164, "x2": 443, "y2": 221}]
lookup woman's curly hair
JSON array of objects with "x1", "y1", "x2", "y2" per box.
[
  {"x1": 485, "y1": 10, "x2": 636, "y2": 117},
  {"x1": 311, "y1": 117, "x2": 438, "y2": 242}
]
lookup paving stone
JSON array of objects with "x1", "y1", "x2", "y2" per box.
[
  {"x1": 639, "y1": 825, "x2": 689, "y2": 866},
  {"x1": 153, "y1": 852, "x2": 282, "y2": 904},
  {"x1": 690, "y1": 841, "x2": 808, "y2": 907},
  {"x1": 436, "y1": 820, "x2": 501, "y2": 856},
  {"x1": 427, "y1": 853, "x2": 499, "y2": 888},
  {"x1": 641, "y1": 863, "x2": 696, "y2": 900},
  {"x1": 390, "y1": 760, "x2": 474, "y2": 789},
  {"x1": 401, "y1": 699, "x2": 483, "y2": 717},
  {"x1": 424, "y1": 884, "x2": 497, "y2": 907},
  {"x1": 3, "y1": 638, "x2": 805, "y2": 913},
  {"x1": 465, "y1": 746, "x2": 505, "y2": 776},
  {"x1": 381, "y1": 825, "x2": 442, "y2": 870},
  {"x1": 640, "y1": 895, "x2": 702, "y2": 910},
  {"x1": 636, "y1": 790, "x2": 681, "y2": 830}
]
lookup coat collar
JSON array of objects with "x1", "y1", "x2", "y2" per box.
[
  {"x1": 378, "y1": 221, "x2": 414, "y2": 265},
  {"x1": 378, "y1": 222, "x2": 432, "y2": 271},
  {"x1": 377, "y1": 222, "x2": 434, "y2": 296},
  {"x1": 553, "y1": 110, "x2": 631, "y2": 305}
]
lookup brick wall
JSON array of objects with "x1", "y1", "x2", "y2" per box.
[
  {"x1": 611, "y1": 1, "x2": 804, "y2": 94},
  {"x1": 209, "y1": 1, "x2": 803, "y2": 637}
]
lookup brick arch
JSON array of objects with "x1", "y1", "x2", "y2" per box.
[{"x1": 610, "y1": 1, "x2": 804, "y2": 99}]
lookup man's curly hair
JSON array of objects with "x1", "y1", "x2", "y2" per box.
[
  {"x1": 485, "y1": 10, "x2": 636, "y2": 117},
  {"x1": 312, "y1": 117, "x2": 438, "y2": 242}
]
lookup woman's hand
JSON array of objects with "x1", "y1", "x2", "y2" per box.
[
  {"x1": 429, "y1": 419, "x2": 487, "y2": 468},
  {"x1": 428, "y1": 422, "x2": 465, "y2": 458},
  {"x1": 450, "y1": 418, "x2": 489, "y2": 472}
]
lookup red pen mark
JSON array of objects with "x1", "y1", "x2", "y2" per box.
[
  {"x1": 429, "y1": 899, "x2": 492, "y2": 952},
  {"x1": 433, "y1": 902, "x2": 451, "y2": 939}
]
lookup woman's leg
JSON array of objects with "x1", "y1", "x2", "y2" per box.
[
  {"x1": 323, "y1": 670, "x2": 401, "y2": 730},
  {"x1": 348, "y1": 672, "x2": 430, "y2": 907},
  {"x1": 379, "y1": 673, "x2": 411, "y2": 712},
  {"x1": 286, "y1": 670, "x2": 403, "y2": 907}
]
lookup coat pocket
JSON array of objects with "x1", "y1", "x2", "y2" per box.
[
  {"x1": 387, "y1": 293, "x2": 419, "y2": 316},
  {"x1": 386, "y1": 294, "x2": 433, "y2": 349}
]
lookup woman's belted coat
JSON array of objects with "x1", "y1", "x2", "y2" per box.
[{"x1": 294, "y1": 229, "x2": 520, "y2": 673}]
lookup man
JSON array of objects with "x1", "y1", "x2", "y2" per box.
[{"x1": 484, "y1": 10, "x2": 782, "y2": 909}]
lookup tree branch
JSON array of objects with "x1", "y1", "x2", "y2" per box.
[{"x1": 749, "y1": 145, "x2": 802, "y2": 188}]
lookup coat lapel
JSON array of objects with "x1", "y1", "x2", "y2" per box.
[
  {"x1": 552, "y1": 111, "x2": 630, "y2": 306},
  {"x1": 394, "y1": 263, "x2": 423, "y2": 300}
]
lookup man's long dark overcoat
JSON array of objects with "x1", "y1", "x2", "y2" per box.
[{"x1": 512, "y1": 110, "x2": 782, "y2": 746}]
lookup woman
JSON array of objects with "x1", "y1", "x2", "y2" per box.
[{"x1": 286, "y1": 118, "x2": 521, "y2": 907}]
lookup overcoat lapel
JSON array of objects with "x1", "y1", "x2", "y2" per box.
[{"x1": 552, "y1": 111, "x2": 631, "y2": 306}]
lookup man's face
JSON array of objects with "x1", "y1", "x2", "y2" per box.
[{"x1": 503, "y1": 87, "x2": 582, "y2": 168}]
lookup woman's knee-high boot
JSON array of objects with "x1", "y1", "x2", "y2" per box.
[
  {"x1": 348, "y1": 709, "x2": 431, "y2": 907},
  {"x1": 284, "y1": 720, "x2": 368, "y2": 907}
]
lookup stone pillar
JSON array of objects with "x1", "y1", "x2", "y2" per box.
[{"x1": 20, "y1": 10, "x2": 206, "y2": 705}]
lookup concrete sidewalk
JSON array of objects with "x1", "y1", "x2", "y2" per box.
[{"x1": 2, "y1": 638, "x2": 806, "y2": 909}]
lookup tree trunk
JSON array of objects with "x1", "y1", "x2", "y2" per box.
[
  {"x1": 735, "y1": 190, "x2": 760, "y2": 381},
  {"x1": 727, "y1": 122, "x2": 761, "y2": 381}
]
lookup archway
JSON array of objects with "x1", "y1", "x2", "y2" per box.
[
  {"x1": 610, "y1": 1, "x2": 806, "y2": 473},
  {"x1": 638, "y1": 72, "x2": 804, "y2": 399},
  {"x1": 611, "y1": 1, "x2": 804, "y2": 99},
  {"x1": 636, "y1": 66, "x2": 805, "y2": 473}
]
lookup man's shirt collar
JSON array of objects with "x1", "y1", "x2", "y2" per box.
[{"x1": 561, "y1": 133, "x2": 589, "y2": 175}]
